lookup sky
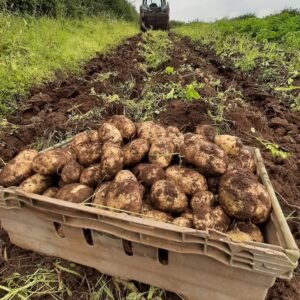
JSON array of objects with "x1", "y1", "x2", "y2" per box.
[{"x1": 133, "y1": 0, "x2": 300, "y2": 22}]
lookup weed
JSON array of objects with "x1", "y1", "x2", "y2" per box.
[
  {"x1": 164, "y1": 66, "x2": 175, "y2": 75},
  {"x1": 256, "y1": 138, "x2": 291, "y2": 160}
]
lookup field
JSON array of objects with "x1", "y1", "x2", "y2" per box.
[{"x1": 0, "y1": 8, "x2": 300, "y2": 300}]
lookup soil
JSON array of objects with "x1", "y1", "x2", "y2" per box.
[{"x1": 0, "y1": 33, "x2": 299, "y2": 299}]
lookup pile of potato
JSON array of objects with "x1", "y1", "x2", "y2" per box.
[{"x1": 0, "y1": 115, "x2": 272, "y2": 243}]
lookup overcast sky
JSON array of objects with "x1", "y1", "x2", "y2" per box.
[{"x1": 133, "y1": 0, "x2": 300, "y2": 22}]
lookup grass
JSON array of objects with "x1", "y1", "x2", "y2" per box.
[{"x1": 0, "y1": 13, "x2": 138, "y2": 115}]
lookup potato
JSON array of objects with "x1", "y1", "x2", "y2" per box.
[
  {"x1": 32, "y1": 149, "x2": 74, "y2": 175},
  {"x1": 151, "y1": 180, "x2": 188, "y2": 213},
  {"x1": 166, "y1": 166, "x2": 207, "y2": 195},
  {"x1": 214, "y1": 135, "x2": 243, "y2": 157},
  {"x1": 123, "y1": 138, "x2": 150, "y2": 166},
  {"x1": 173, "y1": 217, "x2": 193, "y2": 228},
  {"x1": 100, "y1": 143, "x2": 124, "y2": 180},
  {"x1": 137, "y1": 121, "x2": 167, "y2": 144},
  {"x1": 56, "y1": 183, "x2": 94, "y2": 203},
  {"x1": 108, "y1": 115, "x2": 137, "y2": 140},
  {"x1": 226, "y1": 230, "x2": 254, "y2": 242},
  {"x1": 98, "y1": 122, "x2": 122, "y2": 145},
  {"x1": 143, "y1": 209, "x2": 173, "y2": 223},
  {"x1": 181, "y1": 209, "x2": 194, "y2": 222},
  {"x1": 133, "y1": 163, "x2": 166, "y2": 187},
  {"x1": 234, "y1": 222, "x2": 264, "y2": 243},
  {"x1": 149, "y1": 140, "x2": 175, "y2": 168},
  {"x1": 228, "y1": 148, "x2": 256, "y2": 173},
  {"x1": 166, "y1": 126, "x2": 184, "y2": 150},
  {"x1": 114, "y1": 170, "x2": 137, "y2": 183},
  {"x1": 71, "y1": 130, "x2": 99, "y2": 149},
  {"x1": 180, "y1": 135, "x2": 228, "y2": 175},
  {"x1": 212, "y1": 206, "x2": 231, "y2": 232},
  {"x1": 93, "y1": 182, "x2": 111, "y2": 206},
  {"x1": 80, "y1": 164, "x2": 102, "y2": 187},
  {"x1": 61, "y1": 161, "x2": 83, "y2": 184},
  {"x1": 219, "y1": 169, "x2": 271, "y2": 224},
  {"x1": 19, "y1": 174, "x2": 53, "y2": 194},
  {"x1": 195, "y1": 125, "x2": 216, "y2": 142},
  {"x1": 58, "y1": 178, "x2": 68, "y2": 188},
  {"x1": 105, "y1": 180, "x2": 144, "y2": 213},
  {"x1": 73, "y1": 143, "x2": 102, "y2": 167},
  {"x1": 191, "y1": 191, "x2": 214, "y2": 211},
  {"x1": 43, "y1": 187, "x2": 59, "y2": 198},
  {"x1": 0, "y1": 149, "x2": 38, "y2": 187},
  {"x1": 193, "y1": 205, "x2": 215, "y2": 231}
]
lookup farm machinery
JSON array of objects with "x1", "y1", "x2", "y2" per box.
[{"x1": 140, "y1": 0, "x2": 170, "y2": 31}]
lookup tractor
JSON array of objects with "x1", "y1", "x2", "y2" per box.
[{"x1": 140, "y1": 0, "x2": 170, "y2": 31}]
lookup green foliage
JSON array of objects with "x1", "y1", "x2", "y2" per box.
[
  {"x1": 256, "y1": 138, "x2": 291, "y2": 160},
  {"x1": 164, "y1": 66, "x2": 174, "y2": 75},
  {"x1": 0, "y1": 13, "x2": 138, "y2": 116}
]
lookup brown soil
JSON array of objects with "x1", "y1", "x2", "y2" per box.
[{"x1": 1, "y1": 33, "x2": 299, "y2": 299}]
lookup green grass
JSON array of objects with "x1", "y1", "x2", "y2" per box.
[{"x1": 0, "y1": 13, "x2": 138, "y2": 115}]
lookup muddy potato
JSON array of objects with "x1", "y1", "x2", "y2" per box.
[
  {"x1": 56, "y1": 183, "x2": 94, "y2": 203},
  {"x1": 193, "y1": 205, "x2": 215, "y2": 231},
  {"x1": 143, "y1": 209, "x2": 173, "y2": 223},
  {"x1": 123, "y1": 138, "x2": 150, "y2": 166},
  {"x1": 149, "y1": 140, "x2": 175, "y2": 168},
  {"x1": 98, "y1": 122, "x2": 122, "y2": 145},
  {"x1": 105, "y1": 180, "x2": 144, "y2": 213},
  {"x1": 32, "y1": 149, "x2": 74, "y2": 175},
  {"x1": 19, "y1": 174, "x2": 53, "y2": 194},
  {"x1": 100, "y1": 143, "x2": 124, "y2": 180},
  {"x1": 212, "y1": 206, "x2": 231, "y2": 232},
  {"x1": 166, "y1": 165, "x2": 207, "y2": 195},
  {"x1": 228, "y1": 148, "x2": 256, "y2": 173},
  {"x1": 73, "y1": 142, "x2": 102, "y2": 167},
  {"x1": 195, "y1": 125, "x2": 216, "y2": 142},
  {"x1": 226, "y1": 229, "x2": 254, "y2": 242},
  {"x1": 181, "y1": 209, "x2": 194, "y2": 222},
  {"x1": 133, "y1": 164, "x2": 166, "y2": 187},
  {"x1": 173, "y1": 217, "x2": 193, "y2": 228},
  {"x1": 180, "y1": 136, "x2": 228, "y2": 176},
  {"x1": 151, "y1": 180, "x2": 188, "y2": 213},
  {"x1": 234, "y1": 222, "x2": 264, "y2": 243},
  {"x1": 61, "y1": 161, "x2": 83, "y2": 184},
  {"x1": 80, "y1": 164, "x2": 102, "y2": 187},
  {"x1": 58, "y1": 178, "x2": 68, "y2": 188},
  {"x1": 137, "y1": 121, "x2": 167, "y2": 144},
  {"x1": 114, "y1": 170, "x2": 137, "y2": 183},
  {"x1": 108, "y1": 115, "x2": 137, "y2": 140},
  {"x1": 93, "y1": 182, "x2": 111, "y2": 206},
  {"x1": 214, "y1": 135, "x2": 243, "y2": 157},
  {"x1": 0, "y1": 149, "x2": 38, "y2": 187},
  {"x1": 219, "y1": 169, "x2": 272, "y2": 224},
  {"x1": 166, "y1": 126, "x2": 184, "y2": 150},
  {"x1": 71, "y1": 130, "x2": 99, "y2": 149},
  {"x1": 191, "y1": 191, "x2": 214, "y2": 211},
  {"x1": 43, "y1": 187, "x2": 59, "y2": 198}
]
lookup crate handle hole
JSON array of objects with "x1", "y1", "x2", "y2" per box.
[
  {"x1": 54, "y1": 222, "x2": 65, "y2": 238},
  {"x1": 158, "y1": 249, "x2": 168, "y2": 265},
  {"x1": 83, "y1": 229, "x2": 94, "y2": 246},
  {"x1": 122, "y1": 239, "x2": 133, "y2": 256}
]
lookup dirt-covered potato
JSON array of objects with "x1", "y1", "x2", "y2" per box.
[
  {"x1": 56, "y1": 183, "x2": 94, "y2": 203},
  {"x1": 191, "y1": 191, "x2": 214, "y2": 211},
  {"x1": 133, "y1": 164, "x2": 166, "y2": 187},
  {"x1": 73, "y1": 143, "x2": 102, "y2": 167},
  {"x1": 43, "y1": 187, "x2": 59, "y2": 198},
  {"x1": 234, "y1": 222, "x2": 264, "y2": 243},
  {"x1": 226, "y1": 230, "x2": 254, "y2": 242},
  {"x1": 181, "y1": 209, "x2": 194, "y2": 222},
  {"x1": 228, "y1": 148, "x2": 256, "y2": 173},
  {"x1": 214, "y1": 135, "x2": 243, "y2": 157},
  {"x1": 108, "y1": 115, "x2": 137, "y2": 140},
  {"x1": 137, "y1": 121, "x2": 166, "y2": 144},
  {"x1": 219, "y1": 169, "x2": 272, "y2": 224},
  {"x1": 166, "y1": 126, "x2": 184, "y2": 150},
  {"x1": 166, "y1": 166, "x2": 207, "y2": 195},
  {"x1": 71, "y1": 130, "x2": 99, "y2": 149},
  {"x1": 212, "y1": 206, "x2": 231, "y2": 232},
  {"x1": 93, "y1": 182, "x2": 111, "y2": 206},
  {"x1": 19, "y1": 174, "x2": 53, "y2": 194},
  {"x1": 151, "y1": 180, "x2": 188, "y2": 213},
  {"x1": 173, "y1": 217, "x2": 193, "y2": 228},
  {"x1": 180, "y1": 136, "x2": 228, "y2": 175},
  {"x1": 98, "y1": 122, "x2": 122, "y2": 145},
  {"x1": 143, "y1": 209, "x2": 173, "y2": 223},
  {"x1": 61, "y1": 161, "x2": 83, "y2": 184},
  {"x1": 195, "y1": 125, "x2": 216, "y2": 142},
  {"x1": 100, "y1": 143, "x2": 124, "y2": 180},
  {"x1": 105, "y1": 180, "x2": 144, "y2": 213},
  {"x1": 80, "y1": 164, "x2": 102, "y2": 187},
  {"x1": 114, "y1": 170, "x2": 137, "y2": 183},
  {"x1": 58, "y1": 178, "x2": 68, "y2": 188},
  {"x1": 149, "y1": 140, "x2": 175, "y2": 168},
  {"x1": 32, "y1": 149, "x2": 74, "y2": 175},
  {"x1": 123, "y1": 138, "x2": 150, "y2": 166},
  {"x1": 0, "y1": 149, "x2": 38, "y2": 187}
]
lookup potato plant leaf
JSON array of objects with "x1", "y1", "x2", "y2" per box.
[{"x1": 185, "y1": 84, "x2": 201, "y2": 101}]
